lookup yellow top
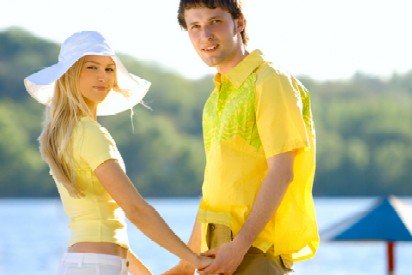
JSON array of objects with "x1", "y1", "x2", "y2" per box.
[
  {"x1": 198, "y1": 50, "x2": 319, "y2": 262},
  {"x1": 56, "y1": 116, "x2": 129, "y2": 249}
]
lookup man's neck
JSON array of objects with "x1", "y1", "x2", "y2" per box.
[{"x1": 216, "y1": 48, "x2": 249, "y2": 75}]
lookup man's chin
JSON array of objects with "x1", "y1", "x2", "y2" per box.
[{"x1": 200, "y1": 57, "x2": 219, "y2": 68}]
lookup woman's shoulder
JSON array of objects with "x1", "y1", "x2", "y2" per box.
[
  {"x1": 73, "y1": 116, "x2": 111, "y2": 141},
  {"x1": 77, "y1": 116, "x2": 99, "y2": 127},
  {"x1": 72, "y1": 117, "x2": 120, "y2": 168}
]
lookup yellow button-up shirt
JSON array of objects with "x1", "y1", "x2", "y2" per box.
[{"x1": 198, "y1": 50, "x2": 319, "y2": 262}]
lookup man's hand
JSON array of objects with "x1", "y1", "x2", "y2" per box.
[
  {"x1": 198, "y1": 241, "x2": 248, "y2": 274},
  {"x1": 162, "y1": 260, "x2": 195, "y2": 275}
]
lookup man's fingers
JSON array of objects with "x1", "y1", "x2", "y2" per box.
[
  {"x1": 201, "y1": 248, "x2": 217, "y2": 257},
  {"x1": 199, "y1": 258, "x2": 225, "y2": 274}
]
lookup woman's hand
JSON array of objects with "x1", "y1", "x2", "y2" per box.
[
  {"x1": 196, "y1": 255, "x2": 214, "y2": 272},
  {"x1": 162, "y1": 260, "x2": 194, "y2": 275}
]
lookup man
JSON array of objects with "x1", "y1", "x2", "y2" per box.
[{"x1": 165, "y1": 1, "x2": 319, "y2": 274}]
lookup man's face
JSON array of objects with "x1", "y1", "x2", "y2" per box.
[{"x1": 184, "y1": 6, "x2": 245, "y2": 73}]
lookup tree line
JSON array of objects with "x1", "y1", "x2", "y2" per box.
[{"x1": 1, "y1": 28, "x2": 411, "y2": 197}]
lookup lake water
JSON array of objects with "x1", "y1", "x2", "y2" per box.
[{"x1": 1, "y1": 197, "x2": 411, "y2": 275}]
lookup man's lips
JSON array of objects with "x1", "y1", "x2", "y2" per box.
[{"x1": 202, "y1": 44, "x2": 219, "y2": 52}]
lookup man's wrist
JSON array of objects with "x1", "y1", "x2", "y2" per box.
[{"x1": 232, "y1": 234, "x2": 252, "y2": 254}]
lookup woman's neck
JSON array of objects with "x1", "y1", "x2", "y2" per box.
[{"x1": 85, "y1": 101, "x2": 97, "y2": 120}]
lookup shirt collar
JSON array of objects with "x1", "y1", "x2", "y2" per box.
[{"x1": 214, "y1": 50, "x2": 264, "y2": 88}]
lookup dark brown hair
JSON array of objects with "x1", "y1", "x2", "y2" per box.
[{"x1": 177, "y1": 0, "x2": 248, "y2": 45}]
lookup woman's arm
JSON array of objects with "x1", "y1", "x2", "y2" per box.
[
  {"x1": 127, "y1": 249, "x2": 152, "y2": 275},
  {"x1": 94, "y1": 159, "x2": 211, "y2": 270},
  {"x1": 162, "y1": 218, "x2": 201, "y2": 274}
]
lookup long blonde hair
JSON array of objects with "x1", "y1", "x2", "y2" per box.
[{"x1": 39, "y1": 57, "x2": 91, "y2": 197}]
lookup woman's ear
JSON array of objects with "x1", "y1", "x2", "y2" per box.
[{"x1": 112, "y1": 80, "x2": 119, "y2": 91}]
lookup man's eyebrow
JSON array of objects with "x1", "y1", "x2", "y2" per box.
[
  {"x1": 187, "y1": 20, "x2": 199, "y2": 26},
  {"x1": 209, "y1": 16, "x2": 221, "y2": 20},
  {"x1": 188, "y1": 15, "x2": 223, "y2": 26}
]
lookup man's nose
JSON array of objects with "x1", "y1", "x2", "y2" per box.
[{"x1": 200, "y1": 25, "x2": 213, "y2": 40}]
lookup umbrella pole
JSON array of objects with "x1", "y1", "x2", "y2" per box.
[{"x1": 387, "y1": 241, "x2": 395, "y2": 275}]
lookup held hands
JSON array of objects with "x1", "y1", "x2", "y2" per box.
[
  {"x1": 162, "y1": 260, "x2": 194, "y2": 275},
  {"x1": 196, "y1": 255, "x2": 214, "y2": 272},
  {"x1": 163, "y1": 240, "x2": 249, "y2": 275},
  {"x1": 162, "y1": 255, "x2": 213, "y2": 275},
  {"x1": 162, "y1": 259, "x2": 195, "y2": 275},
  {"x1": 198, "y1": 241, "x2": 248, "y2": 275}
]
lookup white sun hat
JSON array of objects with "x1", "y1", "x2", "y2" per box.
[{"x1": 24, "y1": 31, "x2": 150, "y2": 116}]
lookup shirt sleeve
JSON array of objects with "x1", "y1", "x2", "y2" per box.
[
  {"x1": 75, "y1": 119, "x2": 119, "y2": 171},
  {"x1": 255, "y1": 70, "x2": 310, "y2": 158}
]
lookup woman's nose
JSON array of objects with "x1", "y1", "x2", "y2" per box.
[{"x1": 97, "y1": 69, "x2": 108, "y2": 82}]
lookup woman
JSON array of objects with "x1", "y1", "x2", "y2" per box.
[{"x1": 24, "y1": 31, "x2": 211, "y2": 274}]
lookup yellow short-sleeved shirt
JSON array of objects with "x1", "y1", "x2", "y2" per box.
[
  {"x1": 198, "y1": 50, "x2": 319, "y2": 262},
  {"x1": 55, "y1": 116, "x2": 129, "y2": 249}
]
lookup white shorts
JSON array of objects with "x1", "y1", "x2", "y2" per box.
[{"x1": 57, "y1": 253, "x2": 129, "y2": 275}]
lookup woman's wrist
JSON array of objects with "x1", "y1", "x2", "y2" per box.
[{"x1": 185, "y1": 252, "x2": 200, "y2": 268}]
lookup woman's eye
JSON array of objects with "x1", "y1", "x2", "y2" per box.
[
  {"x1": 106, "y1": 68, "x2": 115, "y2": 72},
  {"x1": 87, "y1": 66, "x2": 97, "y2": 70}
]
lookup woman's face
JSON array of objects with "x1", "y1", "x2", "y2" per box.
[{"x1": 79, "y1": 55, "x2": 116, "y2": 111}]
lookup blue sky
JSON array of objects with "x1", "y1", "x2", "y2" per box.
[{"x1": 2, "y1": 0, "x2": 411, "y2": 80}]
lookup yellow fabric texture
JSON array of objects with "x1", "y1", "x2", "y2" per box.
[
  {"x1": 198, "y1": 50, "x2": 319, "y2": 262},
  {"x1": 56, "y1": 116, "x2": 129, "y2": 249}
]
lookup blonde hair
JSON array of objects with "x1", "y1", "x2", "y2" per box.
[{"x1": 39, "y1": 57, "x2": 92, "y2": 197}]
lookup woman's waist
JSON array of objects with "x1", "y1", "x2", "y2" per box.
[
  {"x1": 68, "y1": 221, "x2": 129, "y2": 250},
  {"x1": 69, "y1": 242, "x2": 128, "y2": 259}
]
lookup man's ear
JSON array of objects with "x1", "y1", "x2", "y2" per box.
[{"x1": 235, "y1": 16, "x2": 246, "y2": 33}]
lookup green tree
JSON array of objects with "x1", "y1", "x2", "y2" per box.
[{"x1": 1, "y1": 28, "x2": 411, "y2": 197}]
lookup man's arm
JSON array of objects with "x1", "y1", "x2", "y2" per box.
[{"x1": 200, "y1": 151, "x2": 295, "y2": 274}]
